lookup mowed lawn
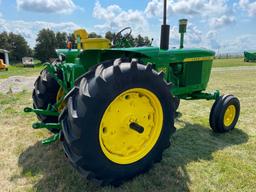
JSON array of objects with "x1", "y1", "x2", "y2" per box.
[
  {"x1": 0, "y1": 58, "x2": 256, "y2": 192},
  {"x1": 0, "y1": 65, "x2": 44, "y2": 79}
]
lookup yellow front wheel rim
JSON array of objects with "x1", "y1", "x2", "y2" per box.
[
  {"x1": 223, "y1": 105, "x2": 236, "y2": 127},
  {"x1": 99, "y1": 88, "x2": 163, "y2": 165}
]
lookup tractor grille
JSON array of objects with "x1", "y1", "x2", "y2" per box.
[{"x1": 184, "y1": 61, "x2": 202, "y2": 86}]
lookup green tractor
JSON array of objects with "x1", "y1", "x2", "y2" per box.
[{"x1": 25, "y1": 0, "x2": 240, "y2": 185}]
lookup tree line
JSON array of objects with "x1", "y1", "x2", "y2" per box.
[{"x1": 0, "y1": 29, "x2": 152, "y2": 63}]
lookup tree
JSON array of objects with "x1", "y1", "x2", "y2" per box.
[
  {"x1": 0, "y1": 32, "x2": 31, "y2": 62},
  {"x1": 34, "y1": 29, "x2": 57, "y2": 62},
  {"x1": 0, "y1": 32, "x2": 11, "y2": 51},
  {"x1": 8, "y1": 33, "x2": 31, "y2": 62},
  {"x1": 88, "y1": 32, "x2": 102, "y2": 38},
  {"x1": 105, "y1": 31, "x2": 115, "y2": 42},
  {"x1": 56, "y1": 32, "x2": 67, "y2": 49},
  {"x1": 143, "y1": 36, "x2": 151, "y2": 46}
]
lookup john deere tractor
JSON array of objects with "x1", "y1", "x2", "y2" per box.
[{"x1": 25, "y1": 0, "x2": 240, "y2": 185}]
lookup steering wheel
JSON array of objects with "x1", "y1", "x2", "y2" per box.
[{"x1": 113, "y1": 27, "x2": 132, "y2": 47}]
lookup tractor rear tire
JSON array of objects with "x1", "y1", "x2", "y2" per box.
[
  {"x1": 174, "y1": 97, "x2": 180, "y2": 111},
  {"x1": 60, "y1": 59, "x2": 175, "y2": 185},
  {"x1": 210, "y1": 95, "x2": 240, "y2": 133},
  {"x1": 32, "y1": 69, "x2": 60, "y2": 125}
]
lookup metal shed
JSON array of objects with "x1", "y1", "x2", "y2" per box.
[{"x1": 0, "y1": 49, "x2": 9, "y2": 65}]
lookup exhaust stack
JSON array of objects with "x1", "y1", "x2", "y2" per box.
[{"x1": 160, "y1": 0, "x2": 170, "y2": 50}]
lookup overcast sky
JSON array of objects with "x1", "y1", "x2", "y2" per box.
[{"x1": 0, "y1": 0, "x2": 255, "y2": 53}]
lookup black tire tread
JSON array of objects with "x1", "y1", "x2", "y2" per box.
[
  {"x1": 60, "y1": 59, "x2": 175, "y2": 185},
  {"x1": 32, "y1": 69, "x2": 60, "y2": 124}
]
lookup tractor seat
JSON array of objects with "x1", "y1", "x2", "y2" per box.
[{"x1": 74, "y1": 29, "x2": 111, "y2": 50}]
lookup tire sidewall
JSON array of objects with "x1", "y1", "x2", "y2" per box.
[{"x1": 70, "y1": 63, "x2": 174, "y2": 181}]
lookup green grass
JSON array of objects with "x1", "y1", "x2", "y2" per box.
[
  {"x1": 0, "y1": 65, "x2": 44, "y2": 79},
  {"x1": 0, "y1": 58, "x2": 256, "y2": 80},
  {"x1": 0, "y1": 67, "x2": 255, "y2": 191},
  {"x1": 213, "y1": 58, "x2": 256, "y2": 68}
]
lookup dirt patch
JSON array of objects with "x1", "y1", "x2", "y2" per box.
[{"x1": 0, "y1": 76, "x2": 36, "y2": 94}]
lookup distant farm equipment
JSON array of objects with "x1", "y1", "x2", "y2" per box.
[
  {"x1": 0, "y1": 49, "x2": 9, "y2": 71},
  {"x1": 244, "y1": 51, "x2": 256, "y2": 62},
  {"x1": 22, "y1": 57, "x2": 35, "y2": 67}
]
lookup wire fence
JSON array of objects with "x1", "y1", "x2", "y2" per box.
[{"x1": 215, "y1": 53, "x2": 244, "y2": 59}]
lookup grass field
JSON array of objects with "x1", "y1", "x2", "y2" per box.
[
  {"x1": 213, "y1": 58, "x2": 256, "y2": 68},
  {"x1": 0, "y1": 58, "x2": 256, "y2": 191},
  {"x1": 0, "y1": 65, "x2": 44, "y2": 79},
  {"x1": 0, "y1": 58, "x2": 256, "y2": 79}
]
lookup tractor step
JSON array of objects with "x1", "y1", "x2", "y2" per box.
[
  {"x1": 42, "y1": 133, "x2": 60, "y2": 145},
  {"x1": 24, "y1": 107, "x2": 59, "y2": 116},
  {"x1": 32, "y1": 122, "x2": 61, "y2": 130}
]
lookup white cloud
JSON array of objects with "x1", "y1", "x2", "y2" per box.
[
  {"x1": 238, "y1": 0, "x2": 256, "y2": 16},
  {"x1": 145, "y1": 0, "x2": 231, "y2": 17},
  {"x1": 220, "y1": 34, "x2": 256, "y2": 52},
  {"x1": 144, "y1": 0, "x2": 235, "y2": 29},
  {"x1": 93, "y1": 1, "x2": 149, "y2": 35},
  {"x1": 144, "y1": 0, "x2": 164, "y2": 17},
  {"x1": 210, "y1": 15, "x2": 235, "y2": 28},
  {"x1": 16, "y1": 0, "x2": 77, "y2": 14},
  {"x1": 0, "y1": 18, "x2": 80, "y2": 47},
  {"x1": 93, "y1": 1, "x2": 122, "y2": 20}
]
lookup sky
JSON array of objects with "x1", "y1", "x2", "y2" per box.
[{"x1": 0, "y1": 0, "x2": 256, "y2": 53}]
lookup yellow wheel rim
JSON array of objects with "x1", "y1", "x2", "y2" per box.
[
  {"x1": 223, "y1": 105, "x2": 236, "y2": 127},
  {"x1": 99, "y1": 88, "x2": 163, "y2": 164},
  {"x1": 56, "y1": 87, "x2": 66, "y2": 112}
]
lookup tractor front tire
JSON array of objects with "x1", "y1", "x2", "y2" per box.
[
  {"x1": 32, "y1": 69, "x2": 60, "y2": 124},
  {"x1": 60, "y1": 59, "x2": 175, "y2": 185},
  {"x1": 210, "y1": 95, "x2": 240, "y2": 133}
]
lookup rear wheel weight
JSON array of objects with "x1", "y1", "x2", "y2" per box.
[{"x1": 61, "y1": 60, "x2": 175, "y2": 185}]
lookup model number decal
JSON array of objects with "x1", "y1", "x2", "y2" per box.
[{"x1": 183, "y1": 56, "x2": 214, "y2": 62}]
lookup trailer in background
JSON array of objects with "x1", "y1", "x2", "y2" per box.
[
  {"x1": 22, "y1": 57, "x2": 35, "y2": 67},
  {"x1": 244, "y1": 51, "x2": 256, "y2": 62}
]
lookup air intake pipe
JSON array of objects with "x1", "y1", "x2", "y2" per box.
[{"x1": 179, "y1": 19, "x2": 188, "y2": 49}]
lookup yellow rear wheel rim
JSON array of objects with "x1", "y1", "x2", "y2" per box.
[
  {"x1": 223, "y1": 105, "x2": 236, "y2": 127},
  {"x1": 99, "y1": 88, "x2": 163, "y2": 164}
]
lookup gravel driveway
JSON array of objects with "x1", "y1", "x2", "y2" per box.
[{"x1": 0, "y1": 76, "x2": 37, "y2": 94}]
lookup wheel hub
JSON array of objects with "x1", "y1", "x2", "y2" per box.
[
  {"x1": 99, "y1": 88, "x2": 163, "y2": 164},
  {"x1": 223, "y1": 105, "x2": 236, "y2": 127}
]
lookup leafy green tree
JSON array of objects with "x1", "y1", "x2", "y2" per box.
[
  {"x1": 0, "y1": 32, "x2": 11, "y2": 51},
  {"x1": 34, "y1": 29, "x2": 57, "y2": 62},
  {"x1": 88, "y1": 32, "x2": 102, "y2": 38},
  {"x1": 0, "y1": 32, "x2": 31, "y2": 62},
  {"x1": 105, "y1": 31, "x2": 115, "y2": 42},
  {"x1": 8, "y1": 33, "x2": 31, "y2": 62},
  {"x1": 143, "y1": 36, "x2": 151, "y2": 46},
  {"x1": 135, "y1": 35, "x2": 145, "y2": 47},
  {"x1": 56, "y1": 32, "x2": 67, "y2": 49}
]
